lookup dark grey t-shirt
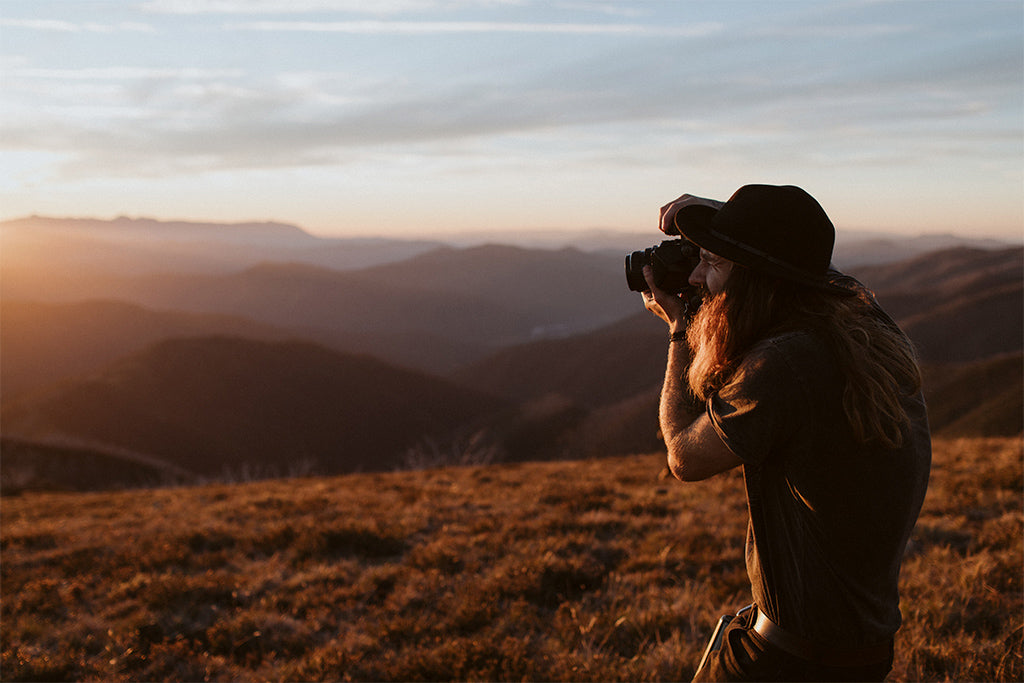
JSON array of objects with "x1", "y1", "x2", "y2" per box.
[{"x1": 707, "y1": 329, "x2": 931, "y2": 645}]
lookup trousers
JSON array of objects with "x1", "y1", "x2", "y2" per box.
[{"x1": 691, "y1": 606, "x2": 893, "y2": 682}]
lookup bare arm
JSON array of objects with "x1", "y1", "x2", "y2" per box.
[
  {"x1": 658, "y1": 336, "x2": 743, "y2": 481},
  {"x1": 642, "y1": 265, "x2": 743, "y2": 482}
]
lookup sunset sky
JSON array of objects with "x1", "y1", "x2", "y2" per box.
[{"x1": 1, "y1": 0, "x2": 1021, "y2": 240}]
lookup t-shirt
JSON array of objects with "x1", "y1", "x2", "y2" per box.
[{"x1": 707, "y1": 328, "x2": 931, "y2": 645}]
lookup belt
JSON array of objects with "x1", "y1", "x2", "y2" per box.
[{"x1": 753, "y1": 609, "x2": 893, "y2": 667}]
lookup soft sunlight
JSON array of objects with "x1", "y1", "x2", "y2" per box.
[{"x1": 1, "y1": 9, "x2": 1021, "y2": 683}]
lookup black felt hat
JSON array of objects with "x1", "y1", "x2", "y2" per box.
[{"x1": 672, "y1": 184, "x2": 852, "y2": 296}]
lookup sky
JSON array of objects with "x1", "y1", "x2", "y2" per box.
[{"x1": 1, "y1": 0, "x2": 1021, "y2": 240}]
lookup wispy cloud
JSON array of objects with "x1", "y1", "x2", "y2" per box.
[
  {"x1": 4, "y1": 28, "x2": 1015, "y2": 182},
  {"x1": 140, "y1": 0, "x2": 524, "y2": 14},
  {"x1": 6, "y1": 67, "x2": 244, "y2": 81},
  {"x1": 1, "y1": 0, "x2": 1019, "y2": 235},
  {"x1": 0, "y1": 18, "x2": 154, "y2": 33},
  {"x1": 227, "y1": 19, "x2": 722, "y2": 36}
]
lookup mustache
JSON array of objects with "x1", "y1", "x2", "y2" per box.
[{"x1": 681, "y1": 285, "x2": 712, "y2": 319}]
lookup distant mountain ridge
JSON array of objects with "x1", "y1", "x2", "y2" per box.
[
  {"x1": 855, "y1": 247, "x2": 1022, "y2": 362},
  {"x1": 1, "y1": 215, "x2": 444, "y2": 279},
  {"x1": 2, "y1": 219, "x2": 1019, "y2": 490},
  {"x1": 455, "y1": 246, "x2": 1023, "y2": 391},
  {"x1": 1, "y1": 300, "x2": 301, "y2": 403},
  {"x1": 4, "y1": 243, "x2": 638, "y2": 372},
  {"x1": 922, "y1": 353, "x2": 1023, "y2": 437},
  {"x1": 4, "y1": 214, "x2": 1018, "y2": 274},
  {"x1": 451, "y1": 245, "x2": 1023, "y2": 448},
  {"x1": 1, "y1": 337, "x2": 508, "y2": 479},
  {"x1": 832, "y1": 232, "x2": 1020, "y2": 268},
  {"x1": 2, "y1": 215, "x2": 312, "y2": 242}
]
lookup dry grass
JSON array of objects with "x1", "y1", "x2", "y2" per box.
[{"x1": 2, "y1": 437, "x2": 1021, "y2": 682}]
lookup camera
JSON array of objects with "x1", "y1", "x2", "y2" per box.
[{"x1": 624, "y1": 238, "x2": 700, "y2": 294}]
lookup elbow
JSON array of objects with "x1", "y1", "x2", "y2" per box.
[
  {"x1": 663, "y1": 414, "x2": 741, "y2": 482},
  {"x1": 667, "y1": 449, "x2": 701, "y2": 482}
]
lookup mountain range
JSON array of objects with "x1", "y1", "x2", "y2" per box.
[
  {"x1": 2, "y1": 337, "x2": 507, "y2": 480},
  {"x1": 1, "y1": 216, "x2": 1020, "y2": 492}
]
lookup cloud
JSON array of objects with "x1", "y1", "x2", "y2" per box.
[
  {"x1": 140, "y1": 0, "x2": 524, "y2": 14},
  {"x1": 2, "y1": 0, "x2": 1018, "y2": 190},
  {"x1": 226, "y1": 19, "x2": 722, "y2": 36},
  {"x1": 7, "y1": 67, "x2": 244, "y2": 81},
  {"x1": 0, "y1": 18, "x2": 154, "y2": 32},
  {"x1": 5, "y1": 40, "x2": 1015, "y2": 185}
]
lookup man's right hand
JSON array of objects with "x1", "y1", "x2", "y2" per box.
[
  {"x1": 642, "y1": 265, "x2": 689, "y2": 335},
  {"x1": 659, "y1": 193, "x2": 724, "y2": 236}
]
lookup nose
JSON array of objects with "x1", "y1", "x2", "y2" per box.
[{"x1": 689, "y1": 260, "x2": 707, "y2": 288}]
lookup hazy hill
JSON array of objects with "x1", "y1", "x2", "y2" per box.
[
  {"x1": 7, "y1": 245, "x2": 1019, "y2": 406},
  {"x1": 1, "y1": 215, "x2": 312, "y2": 241},
  {"x1": 0, "y1": 299, "x2": 491, "y2": 401},
  {"x1": 451, "y1": 312, "x2": 667, "y2": 408},
  {"x1": 857, "y1": 246, "x2": 1023, "y2": 363},
  {"x1": 1, "y1": 337, "x2": 507, "y2": 478},
  {"x1": 452, "y1": 246, "x2": 1023, "y2": 447},
  {"x1": 454, "y1": 247, "x2": 1024, "y2": 402},
  {"x1": 2, "y1": 238, "x2": 1019, "y2": 486},
  {"x1": 0, "y1": 300, "x2": 307, "y2": 403},
  {"x1": 435, "y1": 225, "x2": 1018, "y2": 264},
  {"x1": 898, "y1": 281, "x2": 1022, "y2": 363},
  {"x1": 19, "y1": 245, "x2": 637, "y2": 361},
  {"x1": 356, "y1": 244, "x2": 633, "y2": 332},
  {"x1": 922, "y1": 352, "x2": 1024, "y2": 437},
  {"x1": 0, "y1": 217, "x2": 443, "y2": 307},
  {"x1": 5, "y1": 214, "x2": 1017, "y2": 269},
  {"x1": 853, "y1": 246, "x2": 1022, "y2": 318},
  {"x1": 831, "y1": 232, "x2": 1020, "y2": 268}
]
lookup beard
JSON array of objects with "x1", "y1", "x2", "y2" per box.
[{"x1": 685, "y1": 288, "x2": 733, "y2": 401}]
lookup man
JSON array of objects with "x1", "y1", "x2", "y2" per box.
[{"x1": 641, "y1": 185, "x2": 931, "y2": 681}]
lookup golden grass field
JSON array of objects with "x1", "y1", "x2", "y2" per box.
[{"x1": 2, "y1": 436, "x2": 1021, "y2": 682}]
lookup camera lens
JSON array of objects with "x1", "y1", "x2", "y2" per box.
[
  {"x1": 624, "y1": 240, "x2": 701, "y2": 294},
  {"x1": 624, "y1": 250, "x2": 651, "y2": 292}
]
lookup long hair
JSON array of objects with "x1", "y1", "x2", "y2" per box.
[{"x1": 686, "y1": 265, "x2": 922, "y2": 448}]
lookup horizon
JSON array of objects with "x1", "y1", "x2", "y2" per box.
[
  {"x1": 1, "y1": 1, "x2": 1022, "y2": 240},
  {"x1": 4, "y1": 212, "x2": 1022, "y2": 247}
]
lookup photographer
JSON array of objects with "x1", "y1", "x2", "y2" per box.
[{"x1": 638, "y1": 185, "x2": 931, "y2": 681}]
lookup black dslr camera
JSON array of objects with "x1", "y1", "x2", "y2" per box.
[
  {"x1": 622, "y1": 200, "x2": 720, "y2": 317},
  {"x1": 625, "y1": 201, "x2": 718, "y2": 315},
  {"x1": 624, "y1": 238, "x2": 700, "y2": 294}
]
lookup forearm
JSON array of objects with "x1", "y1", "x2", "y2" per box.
[
  {"x1": 658, "y1": 333, "x2": 742, "y2": 481},
  {"x1": 659, "y1": 336, "x2": 703, "y2": 469}
]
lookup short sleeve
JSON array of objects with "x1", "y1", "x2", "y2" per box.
[{"x1": 707, "y1": 337, "x2": 808, "y2": 465}]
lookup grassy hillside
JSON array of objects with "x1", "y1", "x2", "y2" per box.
[{"x1": 2, "y1": 437, "x2": 1020, "y2": 682}]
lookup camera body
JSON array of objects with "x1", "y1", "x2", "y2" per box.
[{"x1": 624, "y1": 238, "x2": 700, "y2": 294}]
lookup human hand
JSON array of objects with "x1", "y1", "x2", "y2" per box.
[
  {"x1": 658, "y1": 193, "x2": 724, "y2": 236},
  {"x1": 642, "y1": 265, "x2": 689, "y2": 334}
]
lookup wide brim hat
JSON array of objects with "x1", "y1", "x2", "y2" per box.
[{"x1": 669, "y1": 184, "x2": 854, "y2": 296}]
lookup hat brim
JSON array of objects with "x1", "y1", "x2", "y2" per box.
[{"x1": 674, "y1": 207, "x2": 855, "y2": 297}]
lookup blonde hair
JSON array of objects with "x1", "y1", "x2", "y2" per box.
[{"x1": 687, "y1": 266, "x2": 922, "y2": 448}]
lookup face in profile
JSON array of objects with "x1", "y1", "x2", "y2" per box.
[{"x1": 689, "y1": 249, "x2": 733, "y2": 297}]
